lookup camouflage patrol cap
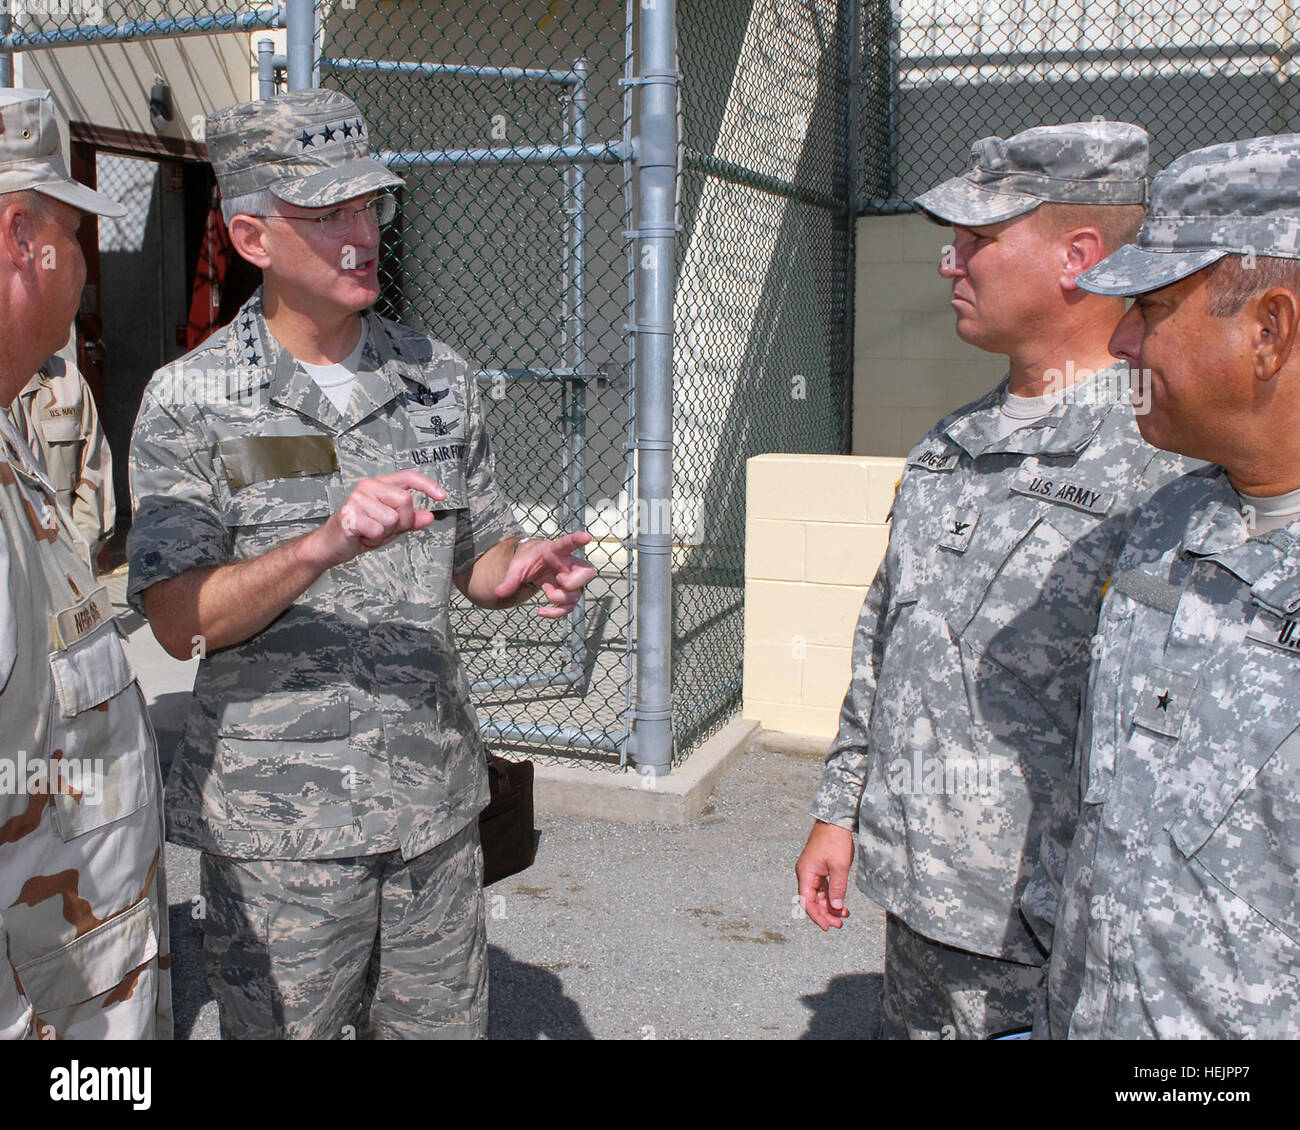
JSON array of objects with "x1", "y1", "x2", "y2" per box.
[
  {"x1": 0, "y1": 88, "x2": 126, "y2": 217},
  {"x1": 206, "y1": 89, "x2": 403, "y2": 208},
  {"x1": 1078, "y1": 134, "x2": 1300, "y2": 296},
  {"x1": 914, "y1": 121, "x2": 1150, "y2": 226}
]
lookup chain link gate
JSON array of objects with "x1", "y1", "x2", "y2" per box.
[{"x1": 859, "y1": 2, "x2": 1300, "y2": 209}]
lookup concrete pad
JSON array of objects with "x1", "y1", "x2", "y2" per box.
[
  {"x1": 751, "y1": 728, "x2": 832, "y2": 761},
  {"x1": 534, "y1": 718, "x2": 759, "y2": 825}
]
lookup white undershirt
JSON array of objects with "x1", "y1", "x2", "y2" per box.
[
  {"x1": 298, "y1": 324, "x2": 367, "y2": 414},
  {"x1": 995, "y1": 385, "x2": 1060, "y2": 440},
  {"x1": 1236, "y1": 485, "x2": 1300, "y2": 536}
]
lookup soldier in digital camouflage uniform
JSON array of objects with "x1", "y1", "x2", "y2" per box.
[
  {"x1": 0, "y1": 87, "x2": 170, "y2": 1040},
  {"x1": 1032, "y1": 135, "x2": 1300, "y2": 1039},
  {"x1": 795, "y1": 122, "x2": 1194, "y2": 1038},
  {"x1": 127, "y1": 90, "x2": 595, "y2": 1039},
  {"x1": 8, "y1": 343, "x2": 115, "y2": 565}
]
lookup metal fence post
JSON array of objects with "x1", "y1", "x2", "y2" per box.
[
  {"x1": 0, "y1": 7, "x2": 11, "y2": 88},
  {"x1": 286, "y1": 0, "x2": 315, "y2": 91},
  {"x1": 630, "y1": 0, "x2": 679, "y2": 776},
  {"x1": 258, "y1": 38, "x2": 278, "y2": 99}
]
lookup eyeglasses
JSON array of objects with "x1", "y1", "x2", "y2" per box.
[{"x1": 246, "y1": 192, "x2": 398, "y2": 236}]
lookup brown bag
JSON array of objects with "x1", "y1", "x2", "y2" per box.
[{"x1": 479, "y1": 755, "x2": 536, "y2": 886}]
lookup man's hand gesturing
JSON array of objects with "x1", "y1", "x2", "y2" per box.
[
  {"x1": 494, "y1": 531, "x2": 598, "y2": 618},
  {"x1": 305, "y1": 469, "x2": 447, "y2": 569}
]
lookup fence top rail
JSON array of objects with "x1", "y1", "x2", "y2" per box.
[
  {"x1": 1, "y1": 6, "x2": 284, "y2": 51},
  {"x1": 320, "y1": 57, "x2": 582, "y2": 86}
]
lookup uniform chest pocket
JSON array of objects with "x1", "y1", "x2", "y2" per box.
[
  {"x1": 1168, "y1": 724, "x2": 1300, "y2": 945},
  {"x1": 47, "y1": 623, "x2": 153, "y2": 841},
  {"x1": 222, "y1": 476, "x2": 334, "y2": 558},
  {"x1": 215, "y1": 690, "x2": 357, "y2": 832},
  {"x1": 957, "y1": 515, "x2": 1108, "y2": 694},
  {"x1": 39, "y1": 417, "x2": 81, "y2": 445}
]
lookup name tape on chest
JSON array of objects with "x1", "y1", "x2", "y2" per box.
[
  {"x1": 51, "y1": 585, "x2": 111, "y2": 650},
  {"x1": 1246, "y1": 608, "x2": 1300, "y2": 656},
  {"x1": 908, "y1": 446, "x2": 961, "y2": 473},
  {"x1": 1010, "y1": 468, "x2": 1115, "y2": 516}
]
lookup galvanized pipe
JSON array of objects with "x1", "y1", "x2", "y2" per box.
[
  {"x1": 286, "y1": 0, "x2": 314, "y2": 92},
  {"x1": 257, "y1": 38, "x2": 278, "y2": 100},
  {"x1": 376, "y1": 141, "x2": 624, "y2": 168},
  {"x1": 321, "y1": 57, "x2": 579, "y2": 86},
  {"x1": 563, "y1": 57, "x2": 590, "y2": 677},
  {"x1": 478, "y1": 718, "x2": 623, "y2": 757},
  {"x1": 1, "y1": 7, "x2": 283, "y2": 51},
  {"x1": 629, "y1": 0, "x2": 679, "y2": 776},
  {"x1": 0, "y1": 8, "x2": 11, "y2": 89}
]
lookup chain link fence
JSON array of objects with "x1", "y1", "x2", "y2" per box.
[
  {"x1": 861, "y1": 0, "x2": 1300, "y2": 208},
  {"x1": 674, "y1": 0, "x2": 855, "y2": 753}
]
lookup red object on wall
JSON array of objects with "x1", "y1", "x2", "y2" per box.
[{"x1": 185, "y1": 191, "x2": 233, "y2": 350}]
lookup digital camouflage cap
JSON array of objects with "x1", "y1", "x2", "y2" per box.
[
  {"x1": 206, "y1": 89, "x2": 403, "y2": 208},
  {"x1": 1078, "y1": 133, "x2": 1300, "y2": 296},
  {"x1": 914, "y1": 121, "x2": 1150, "y2": 226}
]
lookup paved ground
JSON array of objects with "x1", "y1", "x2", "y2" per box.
[{"x1": 109, "y1": 568, "x2": 885, "y2": 1040}]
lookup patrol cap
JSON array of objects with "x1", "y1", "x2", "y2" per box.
[
  {"x1": 205, "y1": 89, "x2": 403, "y2": 209},
  {"x1": 914, "y1": 121, "x2": 1150, "y2": 226},
  {"x1": 0, "y1": 88, "x2": 126, "y2": 217},
  {"x1": 1078, "y1": 134, "x2": 1300, "y2": 296}
]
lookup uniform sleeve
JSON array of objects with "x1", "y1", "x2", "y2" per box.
[
  {"x1": 70, "y1": 368, "x2": 115, "y2": 557},
  {"x1": 0, "y1": 913, "x2": 34, "y2": 1040},
  {"x1": 809, "y1": 552, "x2": 892, "y2": 830},
  {"x1": 126, "y1": 386, "x2": 232, "y2": 616},
  {"x1": 452, "y1": 367, "x2": 522, "y2": 576}
]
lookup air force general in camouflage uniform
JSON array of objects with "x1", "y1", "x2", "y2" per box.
[
  {"x1": 0, "y1": 88, "x2": 170, "y2": 1040},
  {"x1": 128, "y1": 90, "x2": 594, "y2": 1039},
  {"x1": 1034, "y1": 135, "x2": 1300, "y2": 1039},
  {"x1": 795, "y1": 123, "x2": 1192, "y2": 1038}
]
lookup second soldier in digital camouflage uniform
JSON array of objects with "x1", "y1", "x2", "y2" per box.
[
  {"x1": 128, "y1": 90, "x2": 595, "y2": 1039},
  {"x1": 1034, "y1": 135, "x2": 1300, "y2": 1039},
  {"x1": 794, "y1": 122, "x2": 1193, "y2": 1038}
]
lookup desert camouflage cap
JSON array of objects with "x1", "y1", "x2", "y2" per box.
[
  {"x1": 0, "y1": 88, "x2": 126, "y2": 217},
  {"x1": 206, "y1": 89, "x2": 403, "y2": 209},
  {"x1": 914, "y1": 121, "x2": 1150, "y2": 226},
  {"x1": 1078, "y1": 133, "x2": 1300, "y2": 296}
]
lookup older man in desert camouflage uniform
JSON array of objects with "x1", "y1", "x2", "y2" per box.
[
  {"x1": 0, "y1": 88, "x2": 169, "y2": 1040},
  {"x1": 795, "y1": 122, "x2": 1193, "y2": 1038},
  {"x1": 127, "y1": 90, "x2": 594, "y2": 1039},
  {"x1": 1035, "y1": 134, "x2": 1300, "y2": 1039}
]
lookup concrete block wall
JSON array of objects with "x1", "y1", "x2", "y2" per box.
[
  {"x1": 853, "y1": 213, "x2": 1005, "y2": 458},
  {"x1": 743, "y1": 453, "x2": 904, "y2": 739}
]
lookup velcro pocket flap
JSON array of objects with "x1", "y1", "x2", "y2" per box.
[
  {"x1": 219, "y1": 435, "x2": 339, "y2": 492},
  {"x1": 49, "y1": 622, "x2": 134, "y2": 717}
]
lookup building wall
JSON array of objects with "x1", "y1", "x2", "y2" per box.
[
  {"x1": 852, "y1": 211, "x2": 1003, "y2": 459},
  {"x1": 742, "y1": 453, "x2": 903, "y2": 739},
  {"x1": 18, "y1": 32, "x2": 266, "y2": 145}
]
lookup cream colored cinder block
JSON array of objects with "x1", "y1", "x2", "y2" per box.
[
  {"x1": 746, "y1": 580, "x2": 868, "y2": 648},
  {"x1": 801, "y1": 644, "x2": 854, "y2": 709},
  {"x1": 745, "y1": 518, "x2": 805, "y2": 582},
  {"x1": 855, "y1": 309, "x2": 904, "y2": 360},
  {"x1": 805, "y1": 523, "x2": 889, "y2": 587},
  {"x1": 742, "y1": 640, "x2": 804, "y2": 705},
  {"x1": 747, "y1": 455, "x2": 870, "y2": 524},
  {"x1": 902, "y1": 212, "x2": 952, "y2": 264},
  {"x1": 743, "y1": 700, "x2": 841, "y2": 740}
]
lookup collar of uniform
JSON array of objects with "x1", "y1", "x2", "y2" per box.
[
  {"x1": 1177, "y1": 469, "x2": 1300, "y2": 606},
  {"x1": 234, "y1": 293, "x2": 408, "y2": 433},
  {"x1": 942, "y1": 370, "x2": 1109, "y2": 460},
  {"x1": 0, "y1": 407, "x2": 55, "y2": 492}
]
